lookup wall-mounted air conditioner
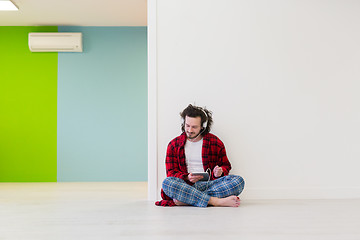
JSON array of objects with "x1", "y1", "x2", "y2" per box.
[{"x1": 28, "y1": 32, "x2": 83, "y2": 52}]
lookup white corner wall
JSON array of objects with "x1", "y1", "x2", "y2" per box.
[{"x1": 149, "y1": 0, "x2": 360, "y2": 199}]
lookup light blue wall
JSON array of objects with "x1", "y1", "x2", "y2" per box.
[{"x1": 57, "y1": 27, "x2": 147, "y2": 181}]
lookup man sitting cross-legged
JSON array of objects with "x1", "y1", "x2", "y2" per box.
[{"x1": 156, "y1": 104, "x2": 245, "y2": 208}]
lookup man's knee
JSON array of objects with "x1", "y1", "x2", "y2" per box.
[
  {"x1": 162, "y1": 177, "x2": 188, "y2": 199},
  {"x1": 162, "y1": 177, "x2": 184, "y2": 190},
  {"x1": 162, "y1": 177, "x2": 176, "y2": 196},
  {"x1": 230, "y1": 175, "x2": 245, "y2": 195},
  {"x1": 162, "y1": 177, "x2": 176, "y2": 187}
]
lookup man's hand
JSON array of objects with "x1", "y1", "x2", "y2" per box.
[
  {"x1": 213, "y1": 165, "x2": 223, "y2": 178},
  {"x1": 187, "y1": 173, "x2": 204, "y2": 183}
]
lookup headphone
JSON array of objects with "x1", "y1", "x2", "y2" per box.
[{"x1": 199, "y1": 108, "x2": 208, "y2": 129}]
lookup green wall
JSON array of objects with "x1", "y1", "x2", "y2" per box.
[{"x1": 0, "y1": 26, "x2": 58, "y2": 182}]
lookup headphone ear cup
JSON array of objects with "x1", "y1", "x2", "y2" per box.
[
  {"x1": 202, "y1": 120, "x2": 208, "y2": 129},
  {"x1": 200, "y1": 108, "x2": 208, "y2": 129}
]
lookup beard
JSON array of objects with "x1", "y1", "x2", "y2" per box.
[{"x1": 187, "y1": 131, "x2": 200, "y2": 139}]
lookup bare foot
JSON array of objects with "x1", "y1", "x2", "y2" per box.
[
  {"x1": 173, "y1": 199, "x2": 189, "y2": 206},
  {"x1": 208, "y1": 196, "x2": 240, "y2": 207}
]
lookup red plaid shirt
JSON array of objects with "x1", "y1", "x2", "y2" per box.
[{"x1": 165, "y1": 132, "x2": 232, "y2": 184}]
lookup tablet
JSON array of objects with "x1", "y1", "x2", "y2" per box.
[{"x1": 191, "y1": 172, "x2": 209, "y2": 181}]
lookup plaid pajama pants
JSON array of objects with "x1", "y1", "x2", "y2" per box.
[{"x1": 162, "y1": 175, "x2": 245, "y2": 208}]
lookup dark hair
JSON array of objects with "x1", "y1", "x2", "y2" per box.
[{"x1": 180, "y1": 104, "x2": 213, "y2": 136}]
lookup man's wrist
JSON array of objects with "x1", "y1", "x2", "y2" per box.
[{"x1": 183, "y1": 174, "x2": 189, "y2": 181}]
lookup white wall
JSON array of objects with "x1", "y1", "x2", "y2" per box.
[{"x1": 152, "y1": 0, "x2": 360, "y2": 199}]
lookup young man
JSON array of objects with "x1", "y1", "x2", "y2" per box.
[{"x1": 156, "y1": 104, "x2": 245, "y2": 208}]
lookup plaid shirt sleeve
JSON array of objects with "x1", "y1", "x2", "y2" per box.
[
  {"x1": 203, "y1": 133, "x2": 232, "y2": 180},
  {"x1": 165, "y1": 134, "x2": 190, "y2": 183},
  {"x1": 217, "y1": 140, "x2": 231, "y2": 177}
]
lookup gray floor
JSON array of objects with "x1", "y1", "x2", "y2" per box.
[{"x1": 1, "y1": 182, "x2": 360, "y2": 240}]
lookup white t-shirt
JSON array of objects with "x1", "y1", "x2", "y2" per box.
[{"x1": 184, "y1": 138, "x2": 204, "y2": 173}]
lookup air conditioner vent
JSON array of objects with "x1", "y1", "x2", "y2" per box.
[{"x1": 28, "y1": 32, "x2": 83, "y2": 52}]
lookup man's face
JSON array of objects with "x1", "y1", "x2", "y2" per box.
[{"x1": 184, "y1": 116, "x2": 202, "y2": 139}]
